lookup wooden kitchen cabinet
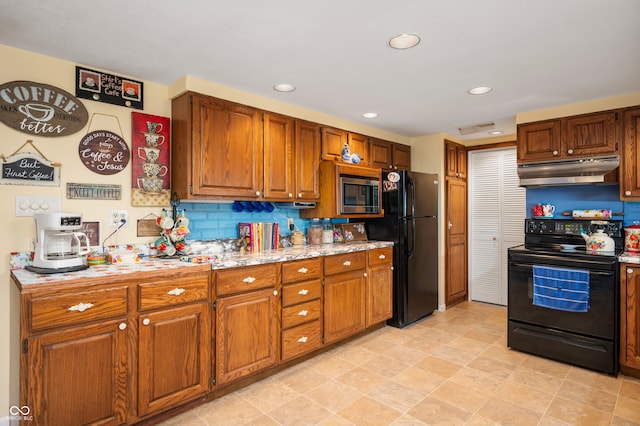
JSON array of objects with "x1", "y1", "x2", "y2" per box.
[
  {"x1": 137, "y1": 275, "x2": 211, "y2": 417},
  {"x1": 323, "y1": 252, "x2": 367, "y2": 344},
  {"x1": 446, "y1": 140, "x2": 467, "y2": 179},
  {"x1": 21, "y1": 284, "x2": 130, "y2": 426},
  {"x1": 294, "y1": 119, "x2": 322, "y2": 201},
  {"x1": 517, "y1": 110, "x2": 619, "y2": 163},
  {"x1": 263, "y1": 111, "x2": 295, "y2": 199},
  {"x1": 281, "y1": 258, "x2": 323, "y2": 361},
  {"x1": 370, "y1": 138, "x2": 411, "y2": 170},
  {"x1": 215, "y1": 264, "x2": 279, "y2": 386},
  {"x1": 446, "y1": 178, "x2": 468, "y2": 306},
  {"x1": 620, "y1": 106, "x2": 640, "y2": 200},
  {"x1": 367, "y1": 247, "x2": 393, "y2": 326},
  {"x1": 321, "y1": 126, "x2": 369, "y2": 165},
  {"x1": 620, "y1": 264, "x2": 640, "y2": 375}
]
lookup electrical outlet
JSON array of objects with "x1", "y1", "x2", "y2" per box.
[
  {"x1": 108, "y1": 210, "x2": 129, "y2": 228},
  {"x1": 287, "y1": 217, "x2": 295, "y2": 231}
]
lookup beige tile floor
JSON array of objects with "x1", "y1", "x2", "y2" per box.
[{"x1": 160, "y1": 301, "x2": 640, "y2": 425}]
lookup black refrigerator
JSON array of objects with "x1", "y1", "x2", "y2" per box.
[{"x1": 363, "y1": 170, "x2": 439, "y2": 328}]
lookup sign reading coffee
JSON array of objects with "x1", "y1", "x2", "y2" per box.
[
  {"x1": 78, "y1": 130, "x2": 130, "y2": 175},
  {"x1": 1, "y1": 151, "x2": 60, "y2": 186},
  {"x1": 76, "y1": 66, "x2": 144, "y2": 110},
  {"x1": 0, "y1": 81, "x2": 89, "y2": 137}
]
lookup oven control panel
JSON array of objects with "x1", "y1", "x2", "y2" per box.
[{"x1": 526, "y1": 219, "x2": 622, "y2": 237}]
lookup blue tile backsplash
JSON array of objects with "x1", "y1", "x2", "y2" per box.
[{"x1": 526, "y1": 184, "x2": 640, "y2": 226}]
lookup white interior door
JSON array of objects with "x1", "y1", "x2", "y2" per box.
[{"x1": 469, "y1": 148, "x2": 525, "y2": 305}]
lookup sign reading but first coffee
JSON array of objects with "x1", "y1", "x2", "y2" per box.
[{"x1": 0, "y1": 81, "x2": 89, "y2": 137}]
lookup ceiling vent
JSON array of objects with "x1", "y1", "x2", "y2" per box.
[{"x1": 458, "y1": 121, "x2": 495, "y2": 135}]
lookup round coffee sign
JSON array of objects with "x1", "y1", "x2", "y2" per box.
[
  {"x1": 78, "y1": 130, "x2": 130, "y2": 175},
  {"x1": 0, "y1": 81, "x2": 88, "y2": 137}
]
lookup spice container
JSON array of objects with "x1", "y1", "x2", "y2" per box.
[
  {"x1": 291, "y1": 231, "x2": 305, "y2": 246},
  {"x1": 322, "y1": 218, "x2": 333, "y2": 244},
  {"x1": 308, "y1": 218, "x2": 323, "y2": 245}
]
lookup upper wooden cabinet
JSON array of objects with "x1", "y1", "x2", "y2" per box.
[
  {"x1": 517, "y1": 110, "x2": 619, "y2": 163},
  {"x1": 321, "y1": 126, "x2": 369, "y2": 165},
  {"x1": 263, "y1": 111, "x2": 294, "y2": 199},
  {"x1": 446, "y1": 140, "x2": 467, "y2": 179},
  {"x1": 370, "y1": 138, "x2": 411, "y2": 170},
  {"x1": 620, "y1": 107, "x2": 640, "y2": 200},
  {"x1": 294, "y1": 120, "x2": 321, "y2": 201}
]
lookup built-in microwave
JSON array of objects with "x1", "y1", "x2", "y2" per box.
[{"x1": 339, "y1": 175, "x2": 380, "y2": 214}]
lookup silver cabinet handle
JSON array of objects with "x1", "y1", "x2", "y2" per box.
[
  {"x1": 552, "y1": 150, "x2": 559, "y2": 156},
  {"x1": 298, "y1": 289, "x2": 309, "y2": 295},
  {"x1": 567, "y1": 149, "x2": 574, "y2": 155},
  {"x1": 273, "y1": 290, "x2": 278, "y2": 296},
  {"x1": 119, "y1": 322, "x2": 127, "y2": 331},
  {"x1": 142, "y1": 318, "x2": 150, "y2": 326},
  {"x1": 627, "y1": 268, "x2": 634, "y2": 274},
  {"x1": 298, "y1": 310, "x2": 308, "y2": 316},
  {"x1": 298, "y1": 267, "x2": 308, "y2": 274},
  {"x1": 343, "y1": 260, "x2": 351, "y2": 266},
  {"x1": 167, "y1": 288, "x2": 186, "y2": 296},
  {"x1": 243, "y1": 276, "x2": 256, "y2": 283},
  {"x1": 297, "y1": 336, "x2": 308, "y2": 343},
  {"x1": 68, "y1": 302, "x2": 93, "y2": 312},
  {"x1": 378, "y1": 254, "x2": 386, "y2": 260}
]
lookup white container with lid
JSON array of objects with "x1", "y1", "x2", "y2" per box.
[{"x1": 322, "y1": 218, "x2": 333, "y2": 244}]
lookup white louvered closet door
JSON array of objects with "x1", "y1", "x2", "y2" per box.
[{"x1": 469, "y1": 148, "x2": 525, "y2": 305}]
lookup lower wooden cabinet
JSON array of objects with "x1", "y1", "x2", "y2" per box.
[
  {"x1": 367, "y1": 247, "x2": 393, "y2": 326},
  {"x1": 621, "y1": 264, "x2": 640, "y2": 374}
]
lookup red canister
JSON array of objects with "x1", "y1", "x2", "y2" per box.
[
  {"x1": 533, "y1": 204, "x2": 543, "y2": 217},
  {"x1": 624, "y1": 222, "x2": 640, "y2": 253}
]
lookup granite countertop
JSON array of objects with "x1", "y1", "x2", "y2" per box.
[
  {"x1": 12, "y1": 241, "x2": 393, "y2": 286},
  {"x1": 619, "y1": 252, "x2": 640, "y2": 264}
]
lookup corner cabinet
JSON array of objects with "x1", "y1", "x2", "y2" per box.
[
  {"x1": 321, "y1": 127, "x2": 370, "y2": 166},
  {"x1": 620, "y1": 264, "x2": 640, "y2": 375},
  {"x1": 370, "y1": 138, "x2": 411, "y2": 170},
  {"x1": 620, "y1": 107, "x2": 640, "y2": 200}
]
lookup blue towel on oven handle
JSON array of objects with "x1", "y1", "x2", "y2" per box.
[{"x1": 532, "y1": 265, "x2": 590, "y2": 313}]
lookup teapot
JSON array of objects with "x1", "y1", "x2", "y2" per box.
[{"x1": 581, "y1": 229, "x2": 615, "y2": 252}]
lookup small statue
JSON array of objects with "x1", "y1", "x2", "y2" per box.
[{"x1": 341, "y1": 143, "x2": 351, "y2": 162}]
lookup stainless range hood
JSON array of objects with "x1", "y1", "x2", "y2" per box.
[{"x1": 517, "y1": 155, "x2": 619, "y2": 187}]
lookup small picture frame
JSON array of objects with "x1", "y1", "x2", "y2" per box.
[
  {"x1": 339, "y1": 222, "x2": 368, "y2": 242},
  {"x1": 80, "y1": 221, "x2": 101, "y2": 247}
]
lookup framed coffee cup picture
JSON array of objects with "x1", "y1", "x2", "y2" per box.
[{"x1": 131, "y1": 112, "x2": 170, "y2": 206}]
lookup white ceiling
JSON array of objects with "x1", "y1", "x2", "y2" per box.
[{"x1": 1, "y1": 0, "x2": 639, "y2": 140}]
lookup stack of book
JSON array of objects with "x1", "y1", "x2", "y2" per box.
[{"x1": 238, "y1": 222, "x2": 280, "y2": 251}]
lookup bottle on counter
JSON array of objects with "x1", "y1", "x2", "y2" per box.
[
  {"x1": 308, "y1": 218, "x2": 323, "y2": 245},
  {"x1": 322, "y1": 218, "x2": 333, "y2": 244}
]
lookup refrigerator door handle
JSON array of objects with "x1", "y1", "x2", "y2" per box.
[{"x1": 407, "y1": 176, "x2": 415, "y2": 257}]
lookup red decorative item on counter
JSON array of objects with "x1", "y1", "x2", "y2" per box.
[
  {"x1": 533, "y1": 204, "x2": 543, "y2": 217},
  {"x1": 625, "y1": 222, "x2": 640, "y2": 253}
]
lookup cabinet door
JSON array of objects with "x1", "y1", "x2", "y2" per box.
[
  {"x1": 446, "y1": 179, "x2": 468, "y2": 306},
  {"x1": 192, "y1": 94, "x2": 263, "y2": 198},
  {"x1": 294, "y1": 120, "x2": 321, "y2": 200},
  {"x1": 138, "y1": 303, "x2": 210, "y2": 417},
  {"x1": 26, "y1": 320, "x2": 129, "y2": 426},
  {"x1": 620, "y1": 107, "x2": 640, "y2": 199},
  {"x1": 321, "y1": 127, "x2": 347, "y2": 161},
  {"x1": 216, "y1": 288, "x2": 279, "y2": 386},
  {"x1": 517, "y1": 120, "x2": 562, "y2": 162},
  {"x1": 621, "y1": 265, "x2": 640, "y2": 370},
  {"x1": 370, "y1": 138, "x2": 392, "y2": 169},
  {"x1": 324, "y1": 270, "x2": 366, "y2": 344},
  {"x1": 456, "y1": 147, "x2": 467, "y2": 179},
  {"x1": 347, "y1": 132, "x2": 369, "y2": 166},
  {"x1": 263, "y1": 112, "x2": 294, "y2": 199},
  {"x1": 564, "y1": 111, "x2": 618, "y2": 157},
  {"x1": 393, "y1": 143, "x2": 411, "y2": 170},
  {"x1": 367, "y1": 263, "x2": 393, "y2": 327}
]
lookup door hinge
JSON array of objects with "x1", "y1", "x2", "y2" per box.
[
  {"x1": 321, "y1": 279, "x2": 325, "y2": 286},
  {"x1": 615, "y1": 111, "x2": 619, "y2": 121},
  {"x1": 189, "y1": 95, "x2": 193, "y2": 105},
  {"x1": 22, "y1": 339, "x2": 28, "y2": 354},
  {"x1": 211, "y1": 377, "x2": 216, "y2": 387},
  {"x1": 189, "y1": 185, "x2": 193, "y2": 194},
  {"x1": 262, "y1": 112, "x2": 265, "y2": 121},
  {"x1": 212, "y1": 301, "x2": 216, "y2": 310},
  {"x1": 321, "y1": 336, "x2": 325, "y2": 344}
]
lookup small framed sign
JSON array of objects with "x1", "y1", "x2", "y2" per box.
[
  {"x1": 1, "y1": 141, "x2": 60, "y2": 186},
  {"x1": 339, "y1": 223, "x2": 368, "y2": 242},
  {"x1": 80, "y1": 221, "x2": 101, "y2": 247},
  {"x1": 76, "y1": 66, "x2": 144, "y2": 110}
]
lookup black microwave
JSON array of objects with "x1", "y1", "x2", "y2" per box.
[{"x1": 339, "y1": 175, "x2": 380, "y2": 214}]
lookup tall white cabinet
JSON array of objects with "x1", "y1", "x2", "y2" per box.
[{"x1": 468, "y1": 148, "x2": 525, "y2": 305}]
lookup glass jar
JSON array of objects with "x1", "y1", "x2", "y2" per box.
[
  {"x1": 308, "y1": 218, "x2": 323, "y2": 245},
  {"x1": 322, "y1": 218, "x2": 333, "y2": 244}
]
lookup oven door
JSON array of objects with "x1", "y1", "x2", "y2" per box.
[{"x1": 508, "y1": 257, "x2": 617, "y2": 340}]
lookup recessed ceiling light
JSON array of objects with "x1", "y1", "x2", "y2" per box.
[
  {"x1": 273, "y1": 83, "x2": 296, "y2": 93},
  {"x1": 362, "y1": 112, "x2": 379, "y2": 118},
  {"x1": 488, "y1": 130, "x2": 504, "y2": 135},
  {"x1": 468, "y1": 86, "x2": 492, "y2": 95},
  {"x1": 388, "y1": 33, "x2": 421, "y2": 49}
]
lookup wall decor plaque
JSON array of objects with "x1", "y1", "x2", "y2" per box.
[
  {"x1": 76, "y1": 66, "x2": 143, "y2": 110},
  {"x1": 1, "y1": 140, "x2": 60, "y2": 186},
  {"x1": 0, "y1": 80, "x2": 88, "y2": 137},
  {"x1": 67, "y1": 183, "x2": 122, "y2": 200},
  {"x1": 131, "y1": 112, "x2": 171, "y2": 206},
  {"x1": 78, "y1": 130, "x2": 130, "y2": 175},
  {"x1": 80, "y1": 221, "x2": 100, "y2": 246}
]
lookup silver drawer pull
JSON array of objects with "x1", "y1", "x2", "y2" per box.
[
  {"x1": 343, "y1": 260, "x2": 351, "y2": 266},
  {"x1": 297, "y1": 267, "x2": 308, "y2": 274},
  {"x1": 243, "y1": 276, "x2": 256, "y2": 283},
  {"x1": 298, "y1": 289, "x2": 309, "y2": 295},
  {"x1": 167, "y1": 288, "x2": 186, "y2": 296},
  {"x1": 297, "y1": 336, "x2": 308, "y2": 343},
  {"x1": 298, "y1": 310, "x2": 308, "y2": 316},
  {"x1": 143, "y1": 318, "x2": 150, "y2": 326},
  {"x1": 119, "y1": 322, "x2": 127, "y2": 331},
  {"x1": 68, "y1": 302, "x2": 94, "y2": 312},
  {"x1": 378, "y1": 254, "x2": 386, "y2": 260}
]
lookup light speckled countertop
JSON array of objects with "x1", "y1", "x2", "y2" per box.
[{"x1": 12, "y1": 241, "x2": 393, "y2": 286}]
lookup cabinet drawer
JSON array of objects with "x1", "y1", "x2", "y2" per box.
[
  {"x1": 139, "y1": 276, "x2": 209, "y2": 311},
  {"x1": 282, "y1": 319, "x2": 322, "y2": 361},
  {"x1": 281, "y1": 258, "x2": 322, "y2": 283},
  {"x1": 282, "y1": 300, "x2": 321, "y2": 329},
  {"x1": 369, "y1": 247, "x2": 393, "y2": 266},
  {"x1": 217, "y1": 264, "x2": 277, "y2": 296},
  {"x1": 282, "y1": 279, "x2": 322, "y2": 307},
  {"x1": 324, "y1": 251, "x2": 366, "y2": 275},
  {"x1": 30, "y1": 286, "x2": 128, "y2": 332}
]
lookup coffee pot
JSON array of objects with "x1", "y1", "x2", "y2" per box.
[
  {"x1": 581, "y1": 228, "x2": 615, "y2": 252},
  {"x1": 28, "y1": 212, "x2": 90, "y2": 273}
]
